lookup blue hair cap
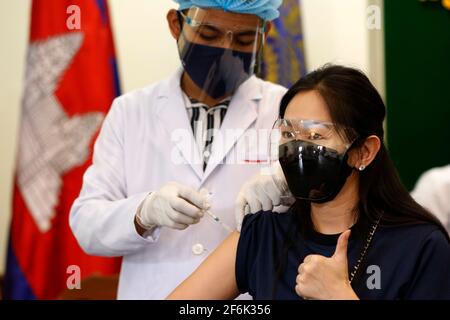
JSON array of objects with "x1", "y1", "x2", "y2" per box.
[{"x1": 173, "y1": 0, "x2": 283, "y2": 21}]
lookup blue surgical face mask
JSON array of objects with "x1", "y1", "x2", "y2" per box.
[{"x1": 178, "y1": 38, "x2": 255, "y2": 99}]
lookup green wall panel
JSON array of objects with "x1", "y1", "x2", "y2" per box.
[{"x1": 385, "y1": 1, "x2": 450, "y2": 190}]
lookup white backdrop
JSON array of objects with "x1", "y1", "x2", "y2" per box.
[{"x1": 0, "y1": 0, "x2": 383, "y2": 274}]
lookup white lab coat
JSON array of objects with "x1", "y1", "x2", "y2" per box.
[
  {"x1": 69, "y1": 68, "x2": 287, "y2": 299},
  {"x1": 411, "y1": 164, "x2": 450, "y2": 233}
]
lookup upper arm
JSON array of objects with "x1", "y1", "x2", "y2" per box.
[
  {"x1": 85, "y1": 99, "x2": 126, "y2": 199},
  {"x1": 71, "y1": 98, "x2": 127, "y2": 216},
  {"x1": 167, "y1": 231, "x2": 241, "y2": 300},
  {"x1": 69, "y1": 99, "x2": 152, "y2": 256}
]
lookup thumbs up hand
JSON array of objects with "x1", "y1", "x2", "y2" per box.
[{"x1": 295, "y1": 230, "x2": 359, "y2": 300}]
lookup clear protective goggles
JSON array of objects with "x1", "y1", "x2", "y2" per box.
[
  {"x1": 178, "y1": 6, "x2": 266, "y2": 52},
  {"x1": 269, "y1": 118, "x2": 358, "y2": 162}
]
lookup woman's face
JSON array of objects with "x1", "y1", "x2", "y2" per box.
[
  {"x1": 279, "y1": 90, "x2": 359, "y2": 203},
  {"x1": 281, "y1": 90, "x2": 363, "y2": 203}
]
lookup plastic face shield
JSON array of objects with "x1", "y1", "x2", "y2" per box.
[
  {"x1": 178, "y1": 6, "x2": 266, "y2": 53},
  {"x1": 176, "y1": 7, "x2": 266, "y2": 100},
  {"x1": 269, "y1": 119, "x2": 358, "y2": 202}
]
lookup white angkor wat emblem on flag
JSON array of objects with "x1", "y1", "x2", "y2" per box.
[{"x1": 18, "y1": 32, "x2": 104, "y2": 233}]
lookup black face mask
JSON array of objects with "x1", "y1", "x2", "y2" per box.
[
  {"x1": 278, "y1": 140, "x2": 354, "y2": 203},
  {"x1": 178, "y1": 37, "x2": 255, "y2": 99}
]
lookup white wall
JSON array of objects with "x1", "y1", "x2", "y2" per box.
[
  {"x1": 0, "y1": 0, "x2": 31, "y2": 276},
  {"x1": 0, "y1": 0, "x2": 382, "y2": 275},
  {"x1": 302, "y1": 0, "x2": 369, "y2": 72}
]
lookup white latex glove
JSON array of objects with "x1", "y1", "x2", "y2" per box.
[
  {"x1": 235, "y1": 161, "x2": 291, "y2": 231},
  {"x1": 136, "y1": 182, "x2": 210, "y2": 230}
]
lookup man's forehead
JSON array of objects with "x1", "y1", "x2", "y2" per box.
[{"x1": 189, "y1": 7, "x2": 263, "y2": 27}]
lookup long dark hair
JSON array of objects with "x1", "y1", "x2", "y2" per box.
[{"x1": 273, "y1": 64, "x2": 449, "y2": 297}]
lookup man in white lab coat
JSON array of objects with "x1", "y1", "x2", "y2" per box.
[{"x1": 69, "y1": 0, "x2": 286, "y2": 299}]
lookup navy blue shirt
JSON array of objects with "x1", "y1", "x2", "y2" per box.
[{"x1": 236, "y1": 210, "x2": 450, "y2": 300}]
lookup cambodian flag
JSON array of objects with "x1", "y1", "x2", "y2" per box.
[{"x1": 3, "y1": 0, "x2": 121, "y2": 300}]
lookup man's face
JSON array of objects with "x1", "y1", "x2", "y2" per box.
[{"x1": 178, "y1": 7, "x2": 265, "y2": 53}]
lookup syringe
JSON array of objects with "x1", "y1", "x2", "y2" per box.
[
  {"x1": 204, "y1": 210, "x2": 233, "y2": 233},
  {"x1": 199, "y1": 189, "x2": 234, "y2": 233}
]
